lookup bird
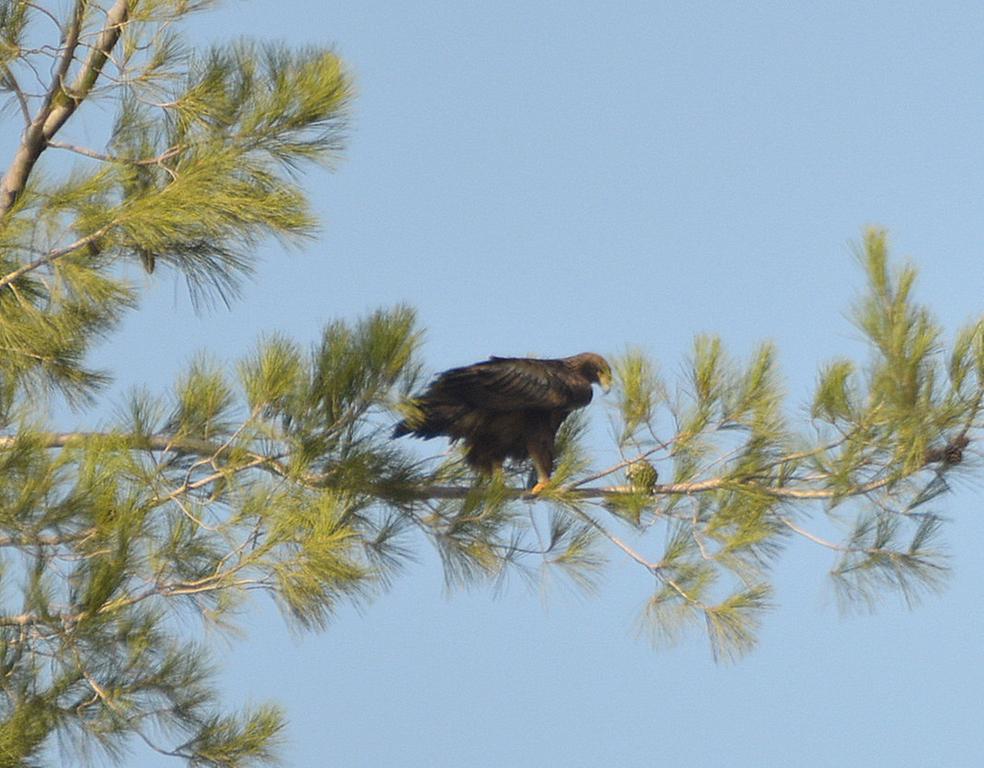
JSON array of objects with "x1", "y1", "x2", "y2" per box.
[{"x1": 393, "y1": 352, "x2": 612, "y2": 494}]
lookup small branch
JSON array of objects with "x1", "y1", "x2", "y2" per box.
[
  {"x1": 44, "y1": 138, "x2": 117, "y2": 162},
  {"x1": 0, "y1": 223, "x2": 114, "y2": 289},
  {"x1": 659, "y1": 572, "x2": 706, "y2": 607},
  {"x1": 0, "y1": 570, "x2": 266, "y2": 630},
  {"x1": 0, "y1": 613, "x2": 44, "y2": 628},
  {"x1": 566, "y1": 506, "x2": 660, "y2": 573},
  {"x1": 0, "y1": 530, "x2": 95, "y2": 548},
  {"x1": 74, "y1": 647, "x2": 195, "y2": 761},
  {"x1": 46, "y1": 139, "x2": 185, "y2": 167},
  {"x1": 155, "y1": 454, "x2": 271, "y2": 507}
]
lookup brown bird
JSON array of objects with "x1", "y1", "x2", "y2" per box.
[{"x1": 393, "y1": 353, "x2": 612, "y2": 493}]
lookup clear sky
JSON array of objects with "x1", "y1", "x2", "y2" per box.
[{"x1": 68, "y1": 2, "x2": 984, "y2": 766}]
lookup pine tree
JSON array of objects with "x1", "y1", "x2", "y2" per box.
[{"x1": 2, "y1": 2, "x2": 983, "y2": 765}]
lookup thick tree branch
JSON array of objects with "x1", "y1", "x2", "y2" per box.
[
  {"x1": 0, "y1": 430, "x2": 927, "y2": 503},
  {"x1": 0, "y1": 0, "x2": 129, "y2": 217},
  {"x1": 406, "y1": 476, "x2": 897, "y2": 501}
]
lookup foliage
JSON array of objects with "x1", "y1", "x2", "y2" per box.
[
  {"x1": 0, "y1": 1, "x2": 355, "y2": 764},
  {"x1": 2, "y1": 2, "x2": 984, "y2": 766}
]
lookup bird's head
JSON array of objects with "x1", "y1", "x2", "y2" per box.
[{"x1": 574, "y1": 353, "x2": 612, "y2": 393}]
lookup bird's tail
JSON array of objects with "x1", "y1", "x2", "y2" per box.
[
  {"x1": 392, "y1": 398, "x2": 432, "y2": 439},
  {"x1": 391, "y1": 399, "x2": 459, "y2": 440}
]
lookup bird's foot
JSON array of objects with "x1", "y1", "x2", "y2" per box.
[{"x1": 529, "y1": 481, "x2": 549, "y2": 495}]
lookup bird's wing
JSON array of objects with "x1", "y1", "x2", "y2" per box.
[{"x1": 430, "y1": 357, "x2": 585, "y2": 411}]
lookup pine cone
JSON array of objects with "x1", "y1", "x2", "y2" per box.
[
  {"x1": 924, "y1": 435, "x2": 970, "y2": 466},
  {"x1": 627, "y1": 459, "x2": 659, "y2": 493}
]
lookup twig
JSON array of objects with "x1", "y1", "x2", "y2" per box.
[
  {"x1": 1, "y1": 65, "x2": 32, "y2": 126},
  {"x1": 24, "y1": 2, "x2": 65, "y2": 31},
  {"x1": 779, "y1": 516, "x2": 845, "y2": 551},
  {"x1": 563, "y1": 505, "x2": 659, "y2": 573}
]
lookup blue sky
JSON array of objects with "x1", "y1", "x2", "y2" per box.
[{"x1": 67, "y1": 2, "x2": 984, "y2": 766}]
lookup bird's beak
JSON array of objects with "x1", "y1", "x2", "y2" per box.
[{"x1": 599, "y1": 371, "x2": 612, "y2": 393}]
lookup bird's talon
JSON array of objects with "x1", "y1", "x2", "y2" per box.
[{"x1": 529, "y1": 481, "x2": 548, "y2": 495}]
